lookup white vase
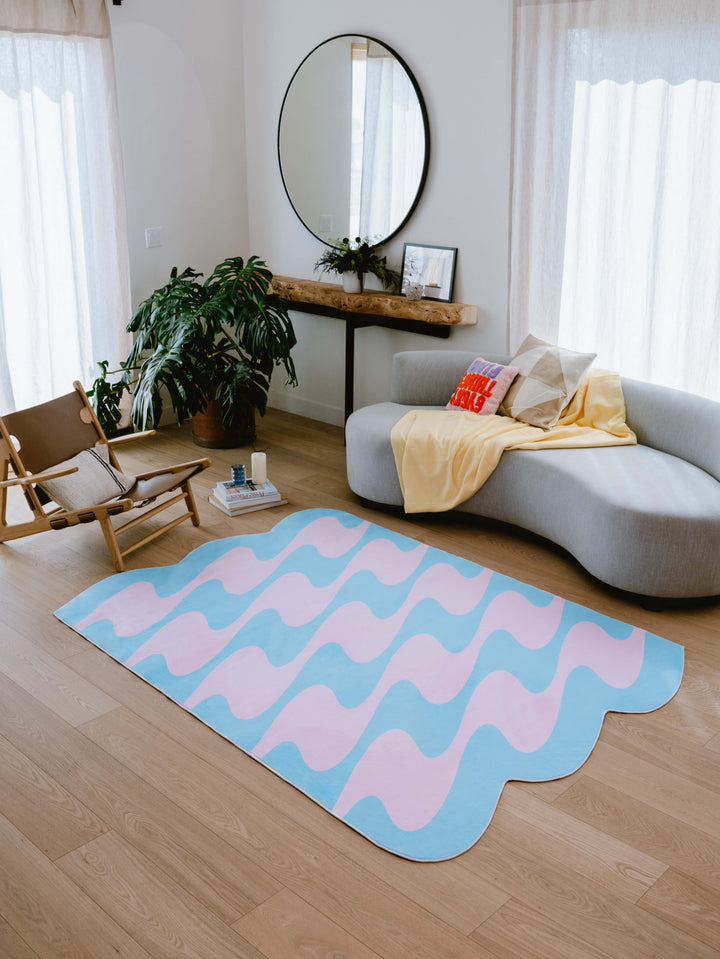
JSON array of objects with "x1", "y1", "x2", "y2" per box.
[{"x1": 342, "y1": 272, "x2": 363, "y2": 294}]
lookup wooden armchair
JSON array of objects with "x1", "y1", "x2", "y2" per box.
[{"x1": 0, "y1": 381, "x2": 210, "y2": 571}]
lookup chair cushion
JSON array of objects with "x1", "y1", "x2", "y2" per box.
[
  {"x1": 38, "y1": 444, "x2": 136, "y2": 510},
  {"x1": 126, "y1": 465, "x2": 201, "y2": 503}
]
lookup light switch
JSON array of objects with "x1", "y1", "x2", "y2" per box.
[{"x1": 145, "y1": 226, "x2": 163, "y2": 248}]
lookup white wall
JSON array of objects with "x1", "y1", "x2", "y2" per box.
[
  {"x1": 241, "y1": 0, "x2": 514, "y2": 424},
  {"x1": 108, "y1": 0, "x2": 248, "y2": 308},
  {"x1": 109, "y1": 0, "x2": 514, "y2": 427}
]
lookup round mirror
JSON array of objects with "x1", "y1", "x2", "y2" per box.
[{"x1": 278, "y1": 35, "x2": 430, "y2": 246}]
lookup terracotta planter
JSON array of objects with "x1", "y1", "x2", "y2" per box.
[{"x1": 191, "y1": 398, "x2": 256, "y2": 448}]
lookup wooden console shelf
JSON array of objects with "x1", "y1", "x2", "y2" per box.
[
  {"x1": 271, "y1": 276, "x2": 477, "y2": 328},
  {"x1": 271, "y1": 276, "x2": 478, "y2": 422}
]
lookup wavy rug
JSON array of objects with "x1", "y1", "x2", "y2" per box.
[{"x1": 55, "y1": 508, "x2": 683, "y2": 861}]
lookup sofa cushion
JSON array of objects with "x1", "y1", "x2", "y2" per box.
[
  {"x1": 500, "y1": 334, "x2": 596, "y2": 429},
  {"x1": 446, "y1": 357, "x2": 520, "y2": 415},
  {"x1": 345, "y1": 398, "x2": 720, "y2": 598},
  {"x1": 465, "y1": 444, "x2": 720, "y2": 598}
]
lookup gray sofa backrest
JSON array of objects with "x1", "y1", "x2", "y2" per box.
[
  {"x1": 390, "y1": 350, "x2": 720, "y2": 483},
  {"x1": 391, "y1": 350, "x2": 492, "y2": 406}
]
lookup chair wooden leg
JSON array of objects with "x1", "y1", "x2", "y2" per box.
[
  {"x1": 183, "y1": 481, "x2": 201, "y2": 527},
  {"x1": 0, "y1": 457, "x2": 8, "y2": 527},
  {"x1": 99, "y1": 515, "x2": 125, "y2": 572}
]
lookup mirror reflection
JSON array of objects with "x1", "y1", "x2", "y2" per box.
[{"x1": 278, "y1": 35, "x2": 429, "y2": 245}]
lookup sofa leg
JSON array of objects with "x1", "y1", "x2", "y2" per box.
[
  {"x1": 639, "y1": 592, "x2": 720, "y2": 612},
  {"x1": 639, "y1": 596, "x2": 668, "y2": 612}
]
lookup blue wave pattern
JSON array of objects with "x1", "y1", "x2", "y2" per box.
[{"x1": 55, "y1": 508, "x2": 684, "y2": 860}]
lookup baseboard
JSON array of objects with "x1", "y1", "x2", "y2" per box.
[
  {"x1": 150, "y1": 394, "x2": 344, "y2": 430},
  {"x1": 267, "y1": 391, "x2": 344, "y2": 427}
]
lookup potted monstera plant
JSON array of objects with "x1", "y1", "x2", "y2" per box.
[
  {"x1": 314, "y1": 236, "x2": 400, "y2": 293},
  {"x1": 89, "y1": 255, "x2": 297, "y2": 447}
]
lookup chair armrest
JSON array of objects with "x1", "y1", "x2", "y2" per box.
[
  {"x1": 133, "y1": 457, "x2": 211, "y2": 481},
  {"x1": 0, "y1": 465, "x2": 78, "y2": 490},
  {"x1": 106, "y1": 429, "x2": 157, "y2": 446}
]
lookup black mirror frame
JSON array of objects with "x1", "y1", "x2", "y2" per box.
[{"x1": 277, "y1": 33, "x2": 431, "y2": 248}]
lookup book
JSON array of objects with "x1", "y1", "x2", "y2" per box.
[
  {"x1": 216, "y1": 490, "x2": 283, "y2": 507},
  {"x1": 208, "y1": 493, "x2": 288, "y2": 517},
  {"x1": 214, "y1": 478, "x2": 281, "y2": 504}
]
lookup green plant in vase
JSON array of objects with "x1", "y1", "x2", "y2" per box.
[
  {"x1": 314, "y1": 237, "x2": 400, "y2": 294},
  {"x1": 88, "y1": 255, "x2": 297, "y2": 447}
]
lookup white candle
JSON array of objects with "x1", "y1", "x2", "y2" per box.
[{"x1": 251, "y1": 451, "x2": 267, "y2": 485}]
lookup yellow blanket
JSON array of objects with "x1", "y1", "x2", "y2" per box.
[{"x1": 391, "y1": 369, "x2": 636, "y2": 513}]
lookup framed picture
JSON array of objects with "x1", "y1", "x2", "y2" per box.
[{"x1": 400, "y1": 243, "x2": 458, "y2": 303}]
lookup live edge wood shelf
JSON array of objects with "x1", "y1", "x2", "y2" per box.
[{"x1": 271, "y1": 276, "x2": 478, "y2": 423}]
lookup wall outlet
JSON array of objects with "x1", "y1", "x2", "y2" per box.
[{"x1": 145, "y1": 226, "x2": 163, "y2": 248}]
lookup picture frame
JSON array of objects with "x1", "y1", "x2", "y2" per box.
[{"x1": 400, "y1": 243, "x2": 458, "y2": 303}]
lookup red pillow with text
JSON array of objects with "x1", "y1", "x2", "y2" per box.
[{"x1": 446, "y1": 357, "x2": 520, "y2": 415}]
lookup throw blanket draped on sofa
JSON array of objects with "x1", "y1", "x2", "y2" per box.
[{"x1": 391, "y1": 369, "x2": 636, "y2": 513}]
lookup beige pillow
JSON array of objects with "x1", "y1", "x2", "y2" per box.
[
  {"x1": 38, "y1": 444, "x2": 136, "y2": 510},
  {"x1": 500, "y1": 334, "x2": 596, "y2": 429}
]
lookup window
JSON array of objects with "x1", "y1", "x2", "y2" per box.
[
  {"x1": 349, "y1": 39, "x2": 425, "y2": 242},
  {"x1": 510, "y1": 0, "x2": 720, "y2": 401},
  {"x1": 0, "y1": 0, "x2": 130, "y2": 412},
  {"x1": 348, "y1": 42, "x2": 367, "y2": 240}
]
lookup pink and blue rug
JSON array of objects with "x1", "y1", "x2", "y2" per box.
[{"x1": 56, "y1": 508, "x2": 683, "y2": 861}]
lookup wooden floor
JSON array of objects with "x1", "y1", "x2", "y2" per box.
[{"x1": 1, "y1": 407, "x2": 719, "y2": 959}]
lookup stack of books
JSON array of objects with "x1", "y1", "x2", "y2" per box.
[{"x1": 208, "y1": 478, "x2": 287, "y2": 516}]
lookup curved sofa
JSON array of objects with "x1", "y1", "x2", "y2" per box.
[{"x1": 346, "y1": 350, "x2": 720, "y2": 600}]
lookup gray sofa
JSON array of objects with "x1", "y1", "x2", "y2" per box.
[{"x1": 346, "y1": 350, "x2": 720, "y2": 600}]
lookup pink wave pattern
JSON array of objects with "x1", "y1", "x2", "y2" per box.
[
  {"x1": 127, "y1": 536, "x2": 429, "y2": 672},
  {"x1": 192, "y1": 583, "x2": 558, "y2": 722},
  {"x1": 59, "y1": 507, "x2": 681, "y2": 861},
  {"x1": 330, "y1": 625, "x2": 647, "y2": 830},
  {"x1": 183, "y1": 561, "x2": 495, "y2": 712},
  {"x1": 73, "y1": 515, "x2": 371, "y2": 637},
  {"x1": 254, "y1": 606, "x2": 628, "y2": 769}
]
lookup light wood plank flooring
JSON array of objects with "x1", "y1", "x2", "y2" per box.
[{"x1": 1, "y1": 408, "x2": 719, "y2": 959}]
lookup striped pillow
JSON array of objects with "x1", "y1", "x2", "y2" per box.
[{"x1": 38, "y1": 444, "x2": 136, "y2": 510}]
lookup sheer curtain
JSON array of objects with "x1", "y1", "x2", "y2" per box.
[
  {"x1": 0, "y1": 0, "x2": 130, "y2": 412},
  {"x1": 510, "y1": 0, "x2": 720, "y2": 401},
  {"x1": 358, "y1": 42, "x2": 424, "y2": 240}
]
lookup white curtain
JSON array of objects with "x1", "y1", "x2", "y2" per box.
[
  {"x1": 510, "y1": 0, "x2": 720, "y2": 401},
  {"x1": 358, "y1": 42, "x2": 424, "y2": 241},
  {"x1": 0, "y1": 0, "x2": 131, "y2": 412}
]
